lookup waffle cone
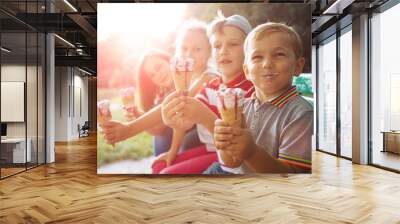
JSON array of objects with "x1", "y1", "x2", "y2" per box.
[
  {"x1": 173, "y1": 71, "x2": 191, "y2": 91},
  {"x1": 98, "y1": 114, "x2": 111, "y2": 126},
  {"x1": 220, "y1": 107, "x2": 243, "y2": 127},
  {"x1": 122, "y1": 95, "x2": 135, "y2": 108}
]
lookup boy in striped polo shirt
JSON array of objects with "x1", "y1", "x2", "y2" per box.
[{"x1": 212, "y1": 22, "x2": 313, "y2": 173}]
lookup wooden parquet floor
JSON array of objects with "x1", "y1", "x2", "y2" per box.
[
  {"x1": 1, "y1": 167, "x2": 26, "y2": 178},
  {"x1": 1, "y1": 134, "x2": 400, "y2": 224}
]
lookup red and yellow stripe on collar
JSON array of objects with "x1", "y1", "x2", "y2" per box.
[{"x1": 270, "y1": 86, "x2": 299, "y2": 108}]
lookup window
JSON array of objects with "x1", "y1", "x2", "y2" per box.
[
  {"x1": 371, "y1": 2, "x2": 400, "y2": 171},
  {"x1": 339, "y1": 28, "x2": 352, "y2": 158},
  {"x1": 0, "y1": 1, "x2": 47, "y2": 179},
  {"x1": 317, "y1": 36, "x2": 337, "y2": 154}
]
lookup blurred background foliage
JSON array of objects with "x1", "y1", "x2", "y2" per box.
[
  {"x1": 293, "y1": 75, "x2": 313, "y2": 97},
  {"x1": 97, "y1": 95, "x2": 153, "y2": 167},
  {"x1": 98, "y1": 3, "x2": 311, "y2": 89}
]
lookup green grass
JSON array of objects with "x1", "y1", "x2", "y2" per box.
[
  {"x1": 97, "y1": 89, "x2": 154, "y2": 167},
  {"x1": 97, "y1": 132, "x2": 153, "y2": 167}
]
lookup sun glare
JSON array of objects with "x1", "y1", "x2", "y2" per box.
[{"x1": 98, "y1": 3, "x2": 187, "y2": 42}]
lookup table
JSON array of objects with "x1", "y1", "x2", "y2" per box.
[
  {"x1": 381, "y1": 131, "x2": 400, "y2": 154},
  {"x1": 1, "y1": 138, "x2": 31, "y2": 164}
]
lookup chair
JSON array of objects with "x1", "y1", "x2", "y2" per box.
[{"x1": 79, "y1": 121, "x2": 90, "y2": 138}]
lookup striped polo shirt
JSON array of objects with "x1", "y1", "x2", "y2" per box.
[
  {"x1": 242, "y1": 86, "x2": 313, "y2": 172},
  {"x1": 195, "y1": 73, "x2": 255, "y2": 151}
]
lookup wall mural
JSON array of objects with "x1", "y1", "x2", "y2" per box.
[{"x1": 97, "y1": 3, "x2": 313, "y2": 174}]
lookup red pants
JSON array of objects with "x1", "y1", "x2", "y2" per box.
[{"x1": 152, "y1": 145, "x2": 217, "y2": 174}]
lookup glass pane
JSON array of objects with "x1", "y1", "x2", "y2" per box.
[
  {"x1": 27, "y1": 31, "x2": 38, "y2": 169},
  {"x1": 38, "y1": 33, "x2": 45, "y2": 165},
  {"x1": 1, "y1": 31, "x2": 27, "y2": 177},
  {"x1": 340, "y1": 29, "x2": 352, "y2": 158},
  {"x1": 27, "y1": 0, "x2": 39, "y2": 168},
  {"x1": 371, "y1": 4, "x2": 400, "y2": 171},
  {"x1": 0, "y1": 1, "x2": 46, "y2": 178},
  {"x1": 317, "y1": 37, "x2": 337, "y2": 154}
]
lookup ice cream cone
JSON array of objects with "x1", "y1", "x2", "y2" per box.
[
  {"x1": 98, "y1": 113, "x2": 112, "y2": 125},
  {"x1": 216, "y1": 88, "x2": 246, "y2": 168},
  {"x1": 121, "y1": 87, "x2": 136, "y2": 121},
  {"x1": 121, "y1": 87, "x2": 135, "y2": 108},
  {"x1": 219, "y1": 107, "x2": 244, "y2": 127},
  {"x1": 97, "y1": 100, "x2": 112, "y2": 126},
  {"x1": 217, "y1": 88, "x2": 246, "y2": 127},
  {"x1": 170, "y1": 57, "x2": 194, "y2": 92},
  {"x1": 97, "y1": 100, "x2": 115, "y2": 148}
]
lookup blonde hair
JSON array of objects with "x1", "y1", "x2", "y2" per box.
[
  {"x1": 175, "y1": 19, "x2": 209, "y2": 49},
  {"x1": 244, "y1": 22, "x2": 303, "y2": 62},
  {"x1": 207, "y1": 11, "x2": 228, "y2": 37}
]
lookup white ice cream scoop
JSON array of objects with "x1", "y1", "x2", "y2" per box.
[{"x1": 170, "y1": 57, "x2": 194, "y2": 72}]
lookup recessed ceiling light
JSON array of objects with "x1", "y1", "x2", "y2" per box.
[
  {"x1": 54, "y1": 34, "x2": 75, "y2": 48},
  {"x1": 63, "y1": 0, "x2": 78, "y2": 12},
  {"x1": 1, "y1": 47, "x2": 11, "y2": 53},
  {"x1": 323, "y1": 0, "x2": 355, "y2": 15},
  {"x1": 78, "y1": 67, "x2": 93, "y2": 76}
]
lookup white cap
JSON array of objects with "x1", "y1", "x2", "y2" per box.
[
  {"x1": 224, "y1": 14, "x2": 252, "y2": 35},
  {"x1": 208, "y1": 11, "x2": 253, "y2": 37}
]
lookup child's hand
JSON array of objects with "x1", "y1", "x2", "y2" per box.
[
  {"x1": 102, "y1": 120, "x2": 131, "y2": 144},
  {"x1": 122, "y1": 105, "x2": 141, "y2": 121},
  {"x1": 213, "y1": 119, "x2": 234, "y2": 150},
  {"x1": 180, "y1": 96, "x2": 208, "y2": 124},
  {"x1": 152, "y1": 150, "x2": 178, "y2": 167},
  {"x1": 214, "y1": 119, "x2": 244, "y2": 167},
  {"x1": 161, "y1": 92, "x2": 194, "y2": 131},
  {"x1": 152, "y1": 152, "x2": 168, "y2": 167},
  {"x1": 224, "y1": 126, "x2": 256, "y2": 161},
  {"x1": 165, "y1": 150, "x2": 178, "y2": 167}
]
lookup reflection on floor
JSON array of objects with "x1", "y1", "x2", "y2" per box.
[
  {"x1": 0, "y1": 167, "x2": 25, "y2": 178},
  {"x1": 0, "y1": 163, "x2": 41, "y2": 179},
  {"x1": 373, "y1": 150, "x2": 400, "y2": 171}
]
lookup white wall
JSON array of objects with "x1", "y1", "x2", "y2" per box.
[
  {"x1": 1, "y1": 65, "x2": 26, "y2": 141},
  {"x1": 73, "y1": 73, "x2": 89, "y2": 138},
  {"x1": 55, "y1": 67, "x2": 89, "y2": 141},
  {"x1": 1, "y1": 64, "x2": 46, "y2": 163},
  {"x1": 55, "y1": 67, "x2": 69, "y2": 141},
  {"x1": 1, "y1": 65, "x2": 33, "y2": 138}
]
